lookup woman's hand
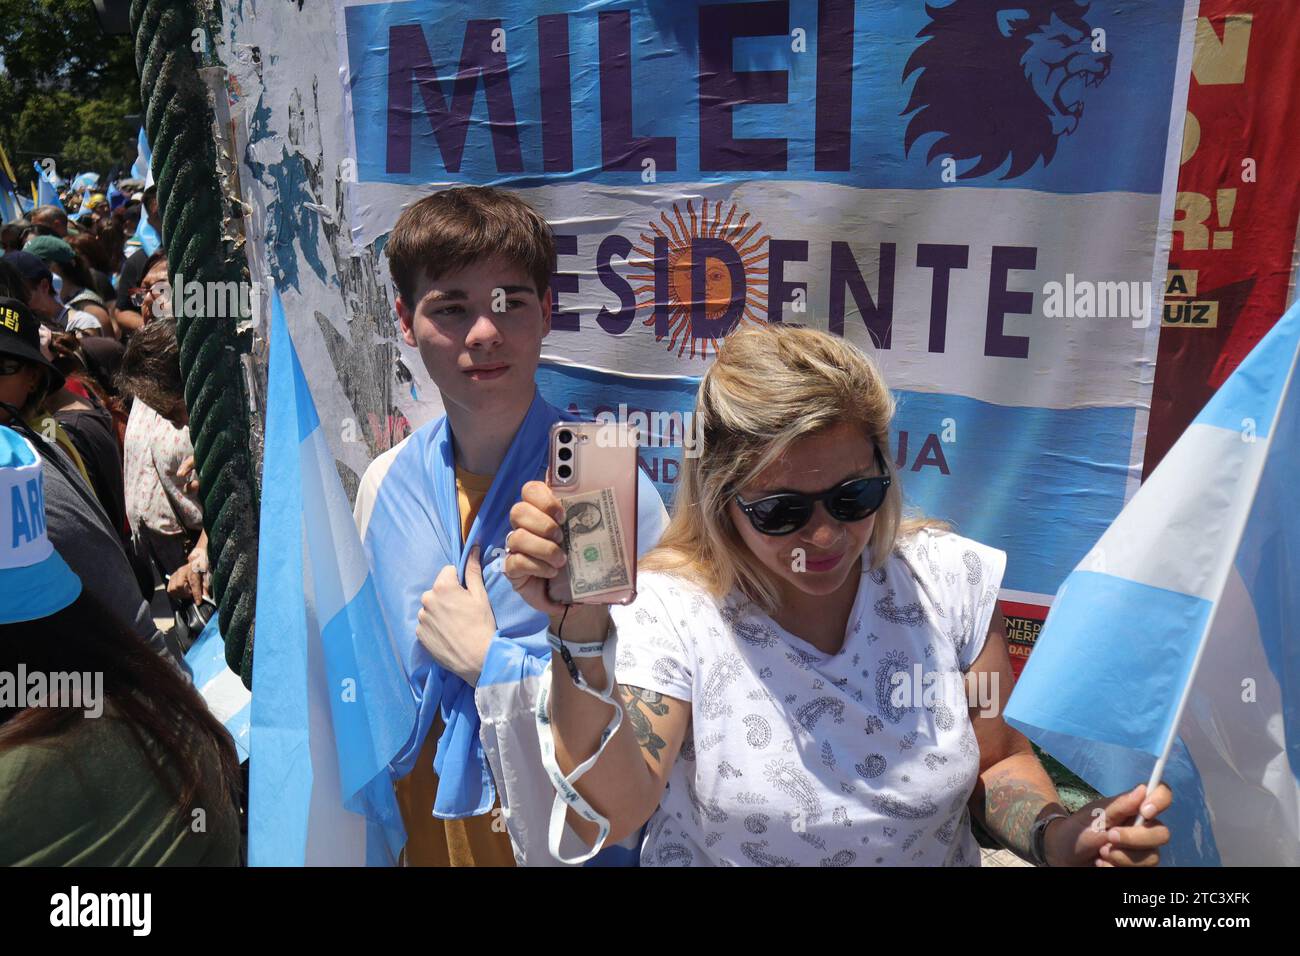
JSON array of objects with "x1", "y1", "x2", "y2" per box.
[
  {"x1": 1045, "y1": 783, "x2": 1173, "y2": 867},
  {"x1": 166, "y1": 561, "x2": 204, "y2": 604},
  {"x1": 504, "y1": 480, "x2": 571, "y2": 621},
  {"x1": 505, "y1": 481, "x2": 612, "y2": 643},
  {"x1": 178, "y1": 456, "x2": 200, "y2": 497}
]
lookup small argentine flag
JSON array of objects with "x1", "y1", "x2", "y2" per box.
[
  {"x1": 1006, "y1": 299, "x2": 1300, "y2": 866},
  {"x1": 132, "y1": 127, "x2": 153, "y2": 187},
  {"x1": 32, "y1": 162, "x2": 63, "y2": 210},
  {"x1": 248, "y1": 291, "x2": 416, "y2": 866}
]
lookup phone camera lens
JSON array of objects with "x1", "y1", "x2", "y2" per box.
[
  {"x1": 557, "y1": 447, "x2": 572, "y2": 461},
  {"x1": 557, "y1": 464, "x2": 572, "y2": 479},
  {"x1": 558, "y1": 429, "x2": 573, "y2": 444}
]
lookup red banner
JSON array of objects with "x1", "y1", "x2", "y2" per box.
[{"x1": 1146, "y1": 1, "x2": 1300, "y2": 475}]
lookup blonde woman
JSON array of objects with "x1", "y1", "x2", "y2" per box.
[{"x1": 504, "y1": 325, "x2": 1171, "y2": 867}]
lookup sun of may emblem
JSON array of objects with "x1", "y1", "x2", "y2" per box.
[{"x1": 629, "y1": 198, "x2": 771, "y2": 359}]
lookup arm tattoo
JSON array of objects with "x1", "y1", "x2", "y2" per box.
[
  {"x1": 619, "y1": 685, "x2": 669, "y2": 762},
  {"x1": 980, "y1": 773, "x2": 1053, "y2": 858}
]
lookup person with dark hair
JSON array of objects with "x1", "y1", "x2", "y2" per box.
[
  {"x1": 355, "y1": 186, "x2": 669, "y2": 866},
  {"x1": 1, "y1": 251, "x2": 101, "y2": 337},
  {"x1": 0, "y1": 426, "x2": 241, "y2": 865},
  {"x1": 115, "y1": 187, "x2": 161, "y2": 334},
  {"x1": 2, "y1": 233, "x2": 128, "y2": 537},
  {"x1": 0, "y1": 259, "x2": 25, "y2": 301},
  {"x1": 23, "y1": 235, "x2": 111, "y2": 335},
  {"x1": 66, "y1": 232, "x2": 117, "y2": 305},
  {"x1": 29, "y1": 205, "x2": 68, "y2": 239},
  {"x1": 1, "y1": 222, "x2": 26, "y2": 254},
  {"x1": 118, "y1": 316, "x2": 208, "y2": 616},
  {"x1": 96, "y1": 213, "x2": 129, "y2": 276},
  {"x1": 0, "y1": 294, "x2": 94, "y2": 482},
  {"x1": 130, "y1": 252, "x2": 171, "y2": 327},
  {"x1": 45, "y1": 332, "x2": 130, "y2": 547},
  {"x1": 0, "y1": 297, "x2": 179, "y2": 661}
]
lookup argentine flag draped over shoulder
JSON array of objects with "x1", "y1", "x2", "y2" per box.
[
  {"x1": 1006, "y1": 300, "x2": 1300, "y2": 866},
  {"x1": 355, "y1": 382, "x2": 667, "y2": 864},
  {"x1": 249, "y1": 293, "x2": 416, "y2": 865}
]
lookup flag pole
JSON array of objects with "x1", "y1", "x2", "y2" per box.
[{"x1": 1134, "y1": 325, "x2": 1300, "y2": 825}]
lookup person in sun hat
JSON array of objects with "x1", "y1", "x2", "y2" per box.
[
  {"x1": 0, "y1": 295, "x2": 89, "y2": 480},
  {"x1": 0, "y1": 297, "x2": 184, "y2": 664},
  {"x1": 0, "y1": 425, "x2": 242, "y2": 866}
]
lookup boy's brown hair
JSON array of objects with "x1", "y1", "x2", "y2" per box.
[{"x1": 386, "y1": 186, "x2": 556, "y2": 307}]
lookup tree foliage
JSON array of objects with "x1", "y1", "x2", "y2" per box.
[{"x1": 0, "y1": 0, "x2": 140, "y2": 188}]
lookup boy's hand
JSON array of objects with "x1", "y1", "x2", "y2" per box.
[
  {"x1": 416, "y1": 545, "x2": 497, "y2": 685},
  {"x1": 504, "y1": 480, "x2": 571, "y2": 621}
]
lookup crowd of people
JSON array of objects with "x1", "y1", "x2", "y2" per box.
[
  {"x1": 1, "y1": 183, "x2": 233, "y2": 864},
  {"x1": 1, "y1": 185, "x2": 1172, "y2": 868}
]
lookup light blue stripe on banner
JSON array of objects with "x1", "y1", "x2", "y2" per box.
[
  {"x1": 184, "y1": 616, "x2": 251, "y2": 762},
  {"x1": 890, "y1": 392, "x2": 1132, "y2": 597},
  {"x1": 1195, "y1": 300, "x2": 1300, "y2": 439},
  {"x1": 250, "y1": 297, "x2": 313, "y2": 865},
  {"x1": 1006, "y1": 570, "x2": 1211, "y2": 756},
  {"x1": 343, "y1": 0, "x2": 1183, "y2": 194},
  {"x1": 186, "y1": 616, "x2": 231, "y2": 688},
  {"x1": 536, "y1": 363, "x2": 1134, "y2": 596}
]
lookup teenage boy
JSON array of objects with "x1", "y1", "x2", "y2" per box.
[{"x1": 354, "y1": 187, "x2": 668, "y2": 866}]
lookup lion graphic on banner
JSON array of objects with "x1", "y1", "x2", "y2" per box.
[{"x1": 902, "y1": 0, "x2": 1113, "y2": 180}]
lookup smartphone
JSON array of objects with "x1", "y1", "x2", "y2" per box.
[{"x1": 545, "y1": 421, "x2": 639, "y2": 606}]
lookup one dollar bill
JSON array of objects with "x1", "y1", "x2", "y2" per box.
[{"x1": 559, "y1": 486, "x2": 630, "y2": 600}]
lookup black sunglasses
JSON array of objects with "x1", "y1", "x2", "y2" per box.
[{"x1": 735, "y1": 447, "x2": 892, "y2": 536}]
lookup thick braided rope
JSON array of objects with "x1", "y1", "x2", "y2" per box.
[{"x1": 132, "y1": 0, "x2": 259, "y2": 685}]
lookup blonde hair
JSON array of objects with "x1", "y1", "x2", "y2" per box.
[{"x1": 642, "y1": 324, "x2": 939, "y2": 615}]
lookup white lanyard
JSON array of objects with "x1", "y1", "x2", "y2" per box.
[{"x1": 536, "y1": 631, "x2": 622, "y2": 865}]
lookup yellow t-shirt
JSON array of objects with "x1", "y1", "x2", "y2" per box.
[
  {"x1": 394, "y1": 465, "x2": 517, "y2": 867},
  {"x1": 23, "y1": 412, "x2": 90, "y2": 487}
]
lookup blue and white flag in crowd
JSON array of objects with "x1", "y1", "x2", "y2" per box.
[
  {"x1": 131, "y1": 127, "x2": 154, "y2": 186},
  {"x1": 248, "y1": 291, "x2": 416, "y2": 866},
  {"x1": 130, "y1": 215, "x2": 161, "y2": 257},
  {"x1": 32, "y1": 162, "x2": 63, "y2": 210},
  {"x1": 69, "y1": 171, "x2": 99, "y2": 193},
  {"x1": 184, "y1": 616, "x2": 251, "y2": 763},
  {"x1": 0, "y1": 177, "x2": 21, "y2": 225},
  {"x1": 1006, "y1": 300, "x2": 1300, "y2": 867}
]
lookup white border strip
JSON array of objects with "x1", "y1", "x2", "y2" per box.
[{"x1": 1126, "y1": 0, "x2": 1202, "y2": 504}]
